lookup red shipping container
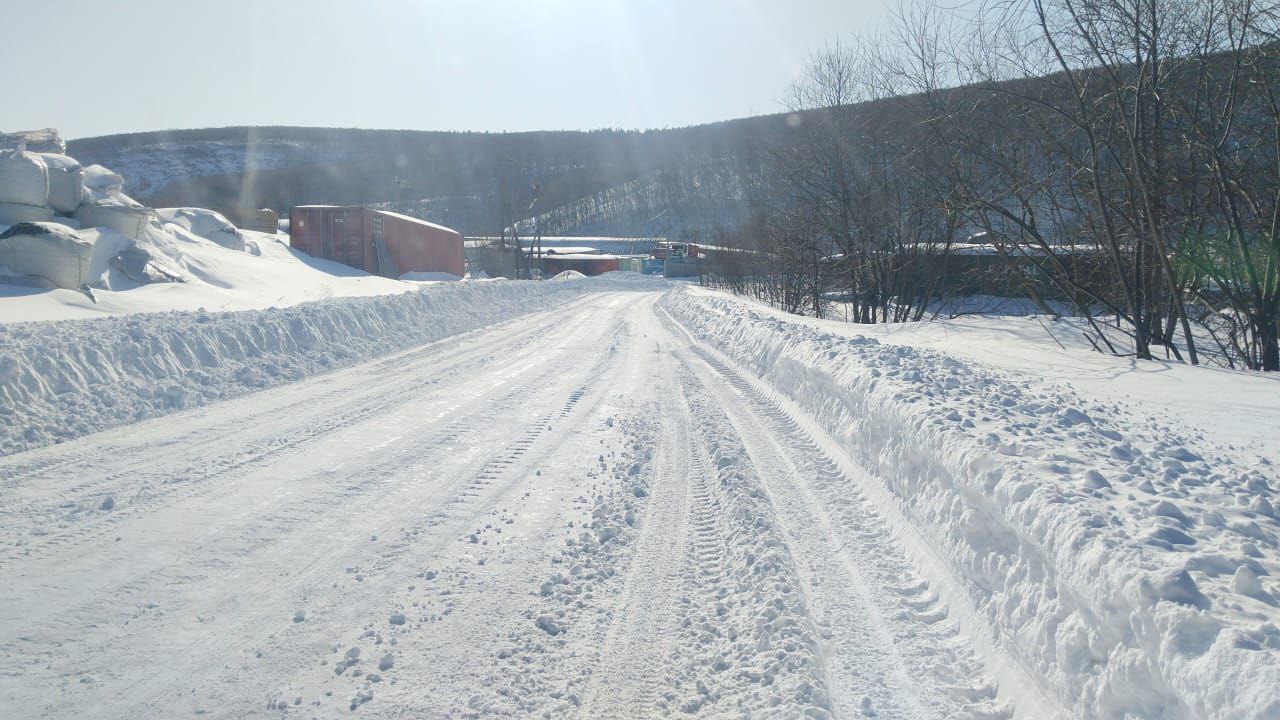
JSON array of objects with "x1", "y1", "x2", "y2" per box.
[
  {"x1": 288, "y1": 205, "x2": 464, "y2": 278},
  {"x1": 541, "y1": 254, "x2": 620, "y2": 277}
]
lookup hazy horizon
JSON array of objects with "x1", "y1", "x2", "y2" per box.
[{"x1": 3, "y1": 0, "x2": 889, "y2": 140}]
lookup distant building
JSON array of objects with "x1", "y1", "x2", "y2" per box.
[
  {"x1": 289, "y1": 206, "x2": 464, "y2": 278},
  {"x1": 540, "y1": 253, "x2": 619, "y2": 277}
]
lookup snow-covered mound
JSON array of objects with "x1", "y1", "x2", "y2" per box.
[
  {"x1": 663, "y1": 287, "x2": 1280, "y2": 719},
  {"x1": 549, "y1": 270, "x2": 586, "y2": 281},
  {"x1": 156, "y1": 207, "x2": 246, "y2": 253},
  {"x1": 0, "y1": 275, "x2": 662, "y2": 456}
]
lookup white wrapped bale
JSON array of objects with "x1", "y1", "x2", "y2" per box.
[
  {"x1": 0, "y1": 150, "x2": 49, "y2": 207},
  {"x1": 82, "y1": 164, "x2": 125, "y2": 200},
  {"x1": 0, "y1": 128, "x2": 66, "y2": 154},
  {"x1": 76, "y1": 203, "x2": 158, "y2": 241},
  {"x1": 0, "y1": 202, "x2": 55, "y2": 225},
  {"x1": 36, "y1": 153, "x2": 84, "y2": 213},
  {"x1": 0, "y1": 221, "x2": 93, "y2": 289}
]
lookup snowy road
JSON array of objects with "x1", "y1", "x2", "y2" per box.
[{"x1": 5, "y1": 287, "x2": 1263, "y2": 719}]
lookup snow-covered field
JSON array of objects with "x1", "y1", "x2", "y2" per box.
[{"x1": 1, "y1": 278, "x2": 1277, "y2": 719}]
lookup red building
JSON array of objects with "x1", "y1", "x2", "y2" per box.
[{"x1": 288, "y1": 206, "x2": 464, "y2": 278}]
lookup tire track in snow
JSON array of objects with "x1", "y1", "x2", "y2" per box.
[
  {"x1": 0, "y1": 292, "x2": 596, "y2": 486},
  {"x1": 495, "y1": 297, "x2": 834, "y2": 719},
  {"x1": 685, "y1": 345, "x2": 1009, "y2": 720},
  {"x1": 364, "y1": 309, "x2": 641, "y2": 718},
  {"x1": 0, "y1": 297, "x2": 635, "y2": 718},
  {"x1": 0, "y1": 321, "x2": 544, "y2": 570},
  {"x1": 575, "y1": 333, "x2": 694, "y2": 718},
  {"x1": 660, "y1": 299, "x2": 1063, "y2": 720},
  {"x1": 0, "y1": 298, "x2": 577, "y2": 567},
  {"x1": 649, "y1": 358, "x2": 832, "y2": 718}
]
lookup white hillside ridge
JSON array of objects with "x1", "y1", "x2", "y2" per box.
[
  {"x1": 0, "y1": 276, "x2": 659, "y2": 457},
  {"x1": 661, "y1": 287, "x2": 1280, "y2": 720}
]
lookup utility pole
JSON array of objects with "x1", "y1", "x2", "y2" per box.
[{"x1": 393, "y1": 176, "x2": 412, "y2": 214}]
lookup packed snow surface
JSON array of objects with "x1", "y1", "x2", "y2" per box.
[
  {"x1": 0, "y1": 276, "x2": 659, "y2": 456},
  {"x1": 0, "y1": 283, "x2": 1276, "y2": 719}
]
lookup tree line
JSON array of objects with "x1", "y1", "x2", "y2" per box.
[{"x1": 701, "y1": 0, "x2": 1280, "y2": 371}]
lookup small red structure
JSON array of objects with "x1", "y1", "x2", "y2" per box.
[
  {"x1": 541, "y1": 253, "x2": 620, "y2": 277},
  {"x1": 288, "y1": 206, "x2": 464, "y2": 278}
]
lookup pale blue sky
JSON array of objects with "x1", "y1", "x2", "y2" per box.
[{"x1": 1, "y1": 0, "x2": 888, "y2": 139}]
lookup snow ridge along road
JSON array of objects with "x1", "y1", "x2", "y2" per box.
[
  {"x1": 662, "y1": 288, "x2": 1280, "y2": 720},
  {"x1": 1, "y1": 283, "x2": 1276, "y2": 719},
  {"x1": 0, "y1": 275, "x2": 661, "y2": 457}
]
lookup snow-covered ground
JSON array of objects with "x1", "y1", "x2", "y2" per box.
[{"x1": 1, "y1": 280, "x2": 1276, "y2": 719}]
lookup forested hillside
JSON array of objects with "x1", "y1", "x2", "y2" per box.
[{"x1": 66, "y1": 118, "x2": 788, "y2": 238}]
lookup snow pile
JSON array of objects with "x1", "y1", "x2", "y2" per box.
[
  {"x1": 663, "y1": 287, "x2": 1280, "y2": 720},
  {"x1": 0, "y1": 275, "x2": 661, "y2": 456},
  {"x1": 156, "y1": 207, "x2": 246, "y2": 253},
  {"x1": 549, "y1": 270, "x2": 587, "y2": 281}
]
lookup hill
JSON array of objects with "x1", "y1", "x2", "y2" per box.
[{"x1": 66, "y1": 118, "x2": 791, "y2": 238}]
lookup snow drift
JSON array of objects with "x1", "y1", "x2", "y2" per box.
[
  {"x1": 157, "y1": 207, "x2": 246, "y2": 252},
  {"x1": 662, "y1": 287, "x2": 1280, "y2": 720},
  {"x1": 0, "y1": 276, "x2": 659, "y2": 456}
]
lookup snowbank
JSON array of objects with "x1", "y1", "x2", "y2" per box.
[
  {"x1": 0, "y1": 276, "x2": 661, "y2": 456},
  {"x1": 662, "y1": 287, "x2": 1280, "y2": 720}
]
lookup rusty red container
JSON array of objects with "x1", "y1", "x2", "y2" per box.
[{"x1": 288, "y1": 205, "x2": 464, "y2": 278}]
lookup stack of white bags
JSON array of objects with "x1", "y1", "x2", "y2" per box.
[{"x1": 0, "y1": 128, "x2": 203, "y2": 290}]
